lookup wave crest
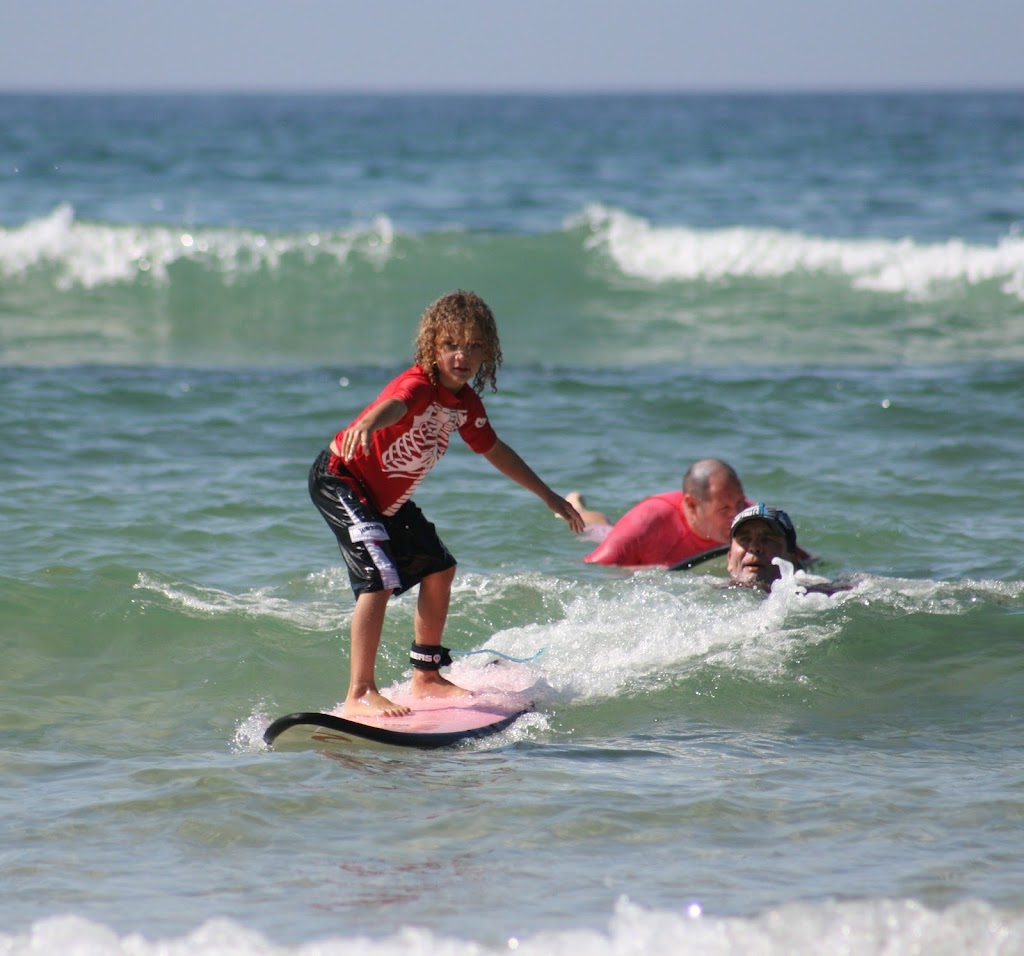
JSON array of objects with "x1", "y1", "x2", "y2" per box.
[
  {"x1": 0, "y1": 204, "x2": 398, "y2": 289},
  {"x1": 577, "y1": 204, "x2": 1024, "y2": 301}
]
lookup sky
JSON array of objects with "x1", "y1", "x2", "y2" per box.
[{"x1": 3, "y1": 0, "x2": 1023, "y2": 93}]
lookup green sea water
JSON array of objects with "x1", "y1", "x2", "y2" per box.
[{"x1": 2, "y1": 92, "x2": 1024, "y2": 955}]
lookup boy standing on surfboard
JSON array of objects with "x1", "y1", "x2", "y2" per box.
[{"x1": 309, "y1": 290, "x2": 584, "y2": 717}]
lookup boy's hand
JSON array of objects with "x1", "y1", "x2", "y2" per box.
[
  {"x1": 340, "y1": 420, "x2": 372, "y2": 459},
  {"x1": 550, "y1": 495, "x2": 585, "y2": 534},
  {"x1": 339, "y1": 399, "x2": 409, "y2": 460}
]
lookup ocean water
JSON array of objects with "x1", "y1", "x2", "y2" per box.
[{"x1": 2, "y1": 92, "x2": 1024, "y2": 955}]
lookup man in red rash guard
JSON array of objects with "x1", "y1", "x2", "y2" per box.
[{"x1": 568, "y1": 459, "x2": 749, "y2": 569}]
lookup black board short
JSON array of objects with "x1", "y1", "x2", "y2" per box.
[{"x1": 308, "y1": 449, "x2": 456, "y2": 597}]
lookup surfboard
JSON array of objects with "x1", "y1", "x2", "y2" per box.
[
  {"x1": 264, "y1": 661, "x2": 538, "y2": 752},
  {"x1": 264, "y1": 701, "x2": 531, "y2": 750},
  {"x1": 667, "y1": 544, "x2": 729, "y2": 571}
]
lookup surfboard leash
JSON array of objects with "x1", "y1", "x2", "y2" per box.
[{"x1": 452, "y1": 647, "x2": 545, "y2": 664}]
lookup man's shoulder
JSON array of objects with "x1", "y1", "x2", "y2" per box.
[
  {"x1": 583, "y1": 490, "x2": 686, "y2": 566},
  {"x1": 620, "y1": 490, "x2": 684, "y2": 522}
]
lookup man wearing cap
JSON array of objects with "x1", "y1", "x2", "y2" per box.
[
  {"x1": 727, "y1": 503, "x2": 845, "y2": 594},
  {"x1": 727, "y1": 503, "x2": 802, "y2": 590}
]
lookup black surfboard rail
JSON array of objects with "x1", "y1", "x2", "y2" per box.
[{"x1": 263, "y1": 708, "x2": 529, "y2": 751}]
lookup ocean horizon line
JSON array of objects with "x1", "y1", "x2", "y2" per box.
[{"x1": 2, "y1": 84, "x2": 1023, "y2": 97}]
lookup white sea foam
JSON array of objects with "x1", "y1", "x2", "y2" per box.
[
  {"x1": 5, "y1": 897, "x2": 1022, "y2": 956},
  {"x1": 133, "y1": 572, "x2": 349, "y2": 630},
  {"x1": 577, "y1": 204, "x2": 1024, "y2": 301},
  {"x1": 138, "y1": 567, "x2": 1016, "y2": 714},
  {"x1": 6, "y1": 204, "x2": 1024, "y2": 304},
  {"x1": 0, "y1": 204, "x2": 397, "y2": 289},
  {"x1": 441, "y1": 568, "x2": 1024, "y2": 708},
  {"x1": 458, "y1": 571, "x2": 851, "y2": 703}
]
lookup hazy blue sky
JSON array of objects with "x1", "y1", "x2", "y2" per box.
[{"x1": 4, "y1": 0, "x2": 1023, "y2": 92}]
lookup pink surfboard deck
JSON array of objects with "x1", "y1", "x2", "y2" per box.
[{"x1": 264, "y1": 661, "x2": 539, "y2": 751}]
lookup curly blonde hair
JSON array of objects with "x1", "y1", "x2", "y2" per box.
[{"x1": 413, "y1": 290, "x2": 503, "y2": 393}]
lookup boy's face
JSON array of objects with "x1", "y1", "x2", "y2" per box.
[{"x1": 435, "y1": 324, "x2": 487, "y2": 392}]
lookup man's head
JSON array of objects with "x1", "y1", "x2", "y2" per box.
[
  {"x1": 681, "y1": 459, "x2": 746, "y2": 543},
  {"x1": 727, "y1": 503, "x2": 799, "y2": 590}
]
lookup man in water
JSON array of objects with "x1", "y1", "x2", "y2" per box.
[
  {"x1": 567, "y1": 458, "x2": 749, "y2": 568},
  {"x1": 727, "y1": 502, "x2": 801, "y2": 590},
  {"x1": 727, "y1": 503, "x2": 845, "y2": 594}
]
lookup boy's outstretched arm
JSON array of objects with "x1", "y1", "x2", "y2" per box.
[
  {"x1": 339, "y1": 398, "x2": 408, "y2": 459},
  {"x1": 483, "y1": 439, "x2": 585, "y2": 533}
]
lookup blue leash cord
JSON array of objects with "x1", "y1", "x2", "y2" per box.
[{"x1": 451, "y1": 647, "x2": 545, "y2": 664}]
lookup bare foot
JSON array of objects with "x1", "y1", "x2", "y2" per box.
[
  {"x1": 341, "y1": 689, "x2": 411, "y2": 718},
  {"x1": 565, "y1": 491, "x2": 610, "y2": 528},
  {"x1": 410, "y1": 671, "x2": 473, "y2": 700}
]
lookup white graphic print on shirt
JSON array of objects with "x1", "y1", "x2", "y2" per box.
[{"x1": 381, "y1": 403, "x2": 467, "y2": 484}]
